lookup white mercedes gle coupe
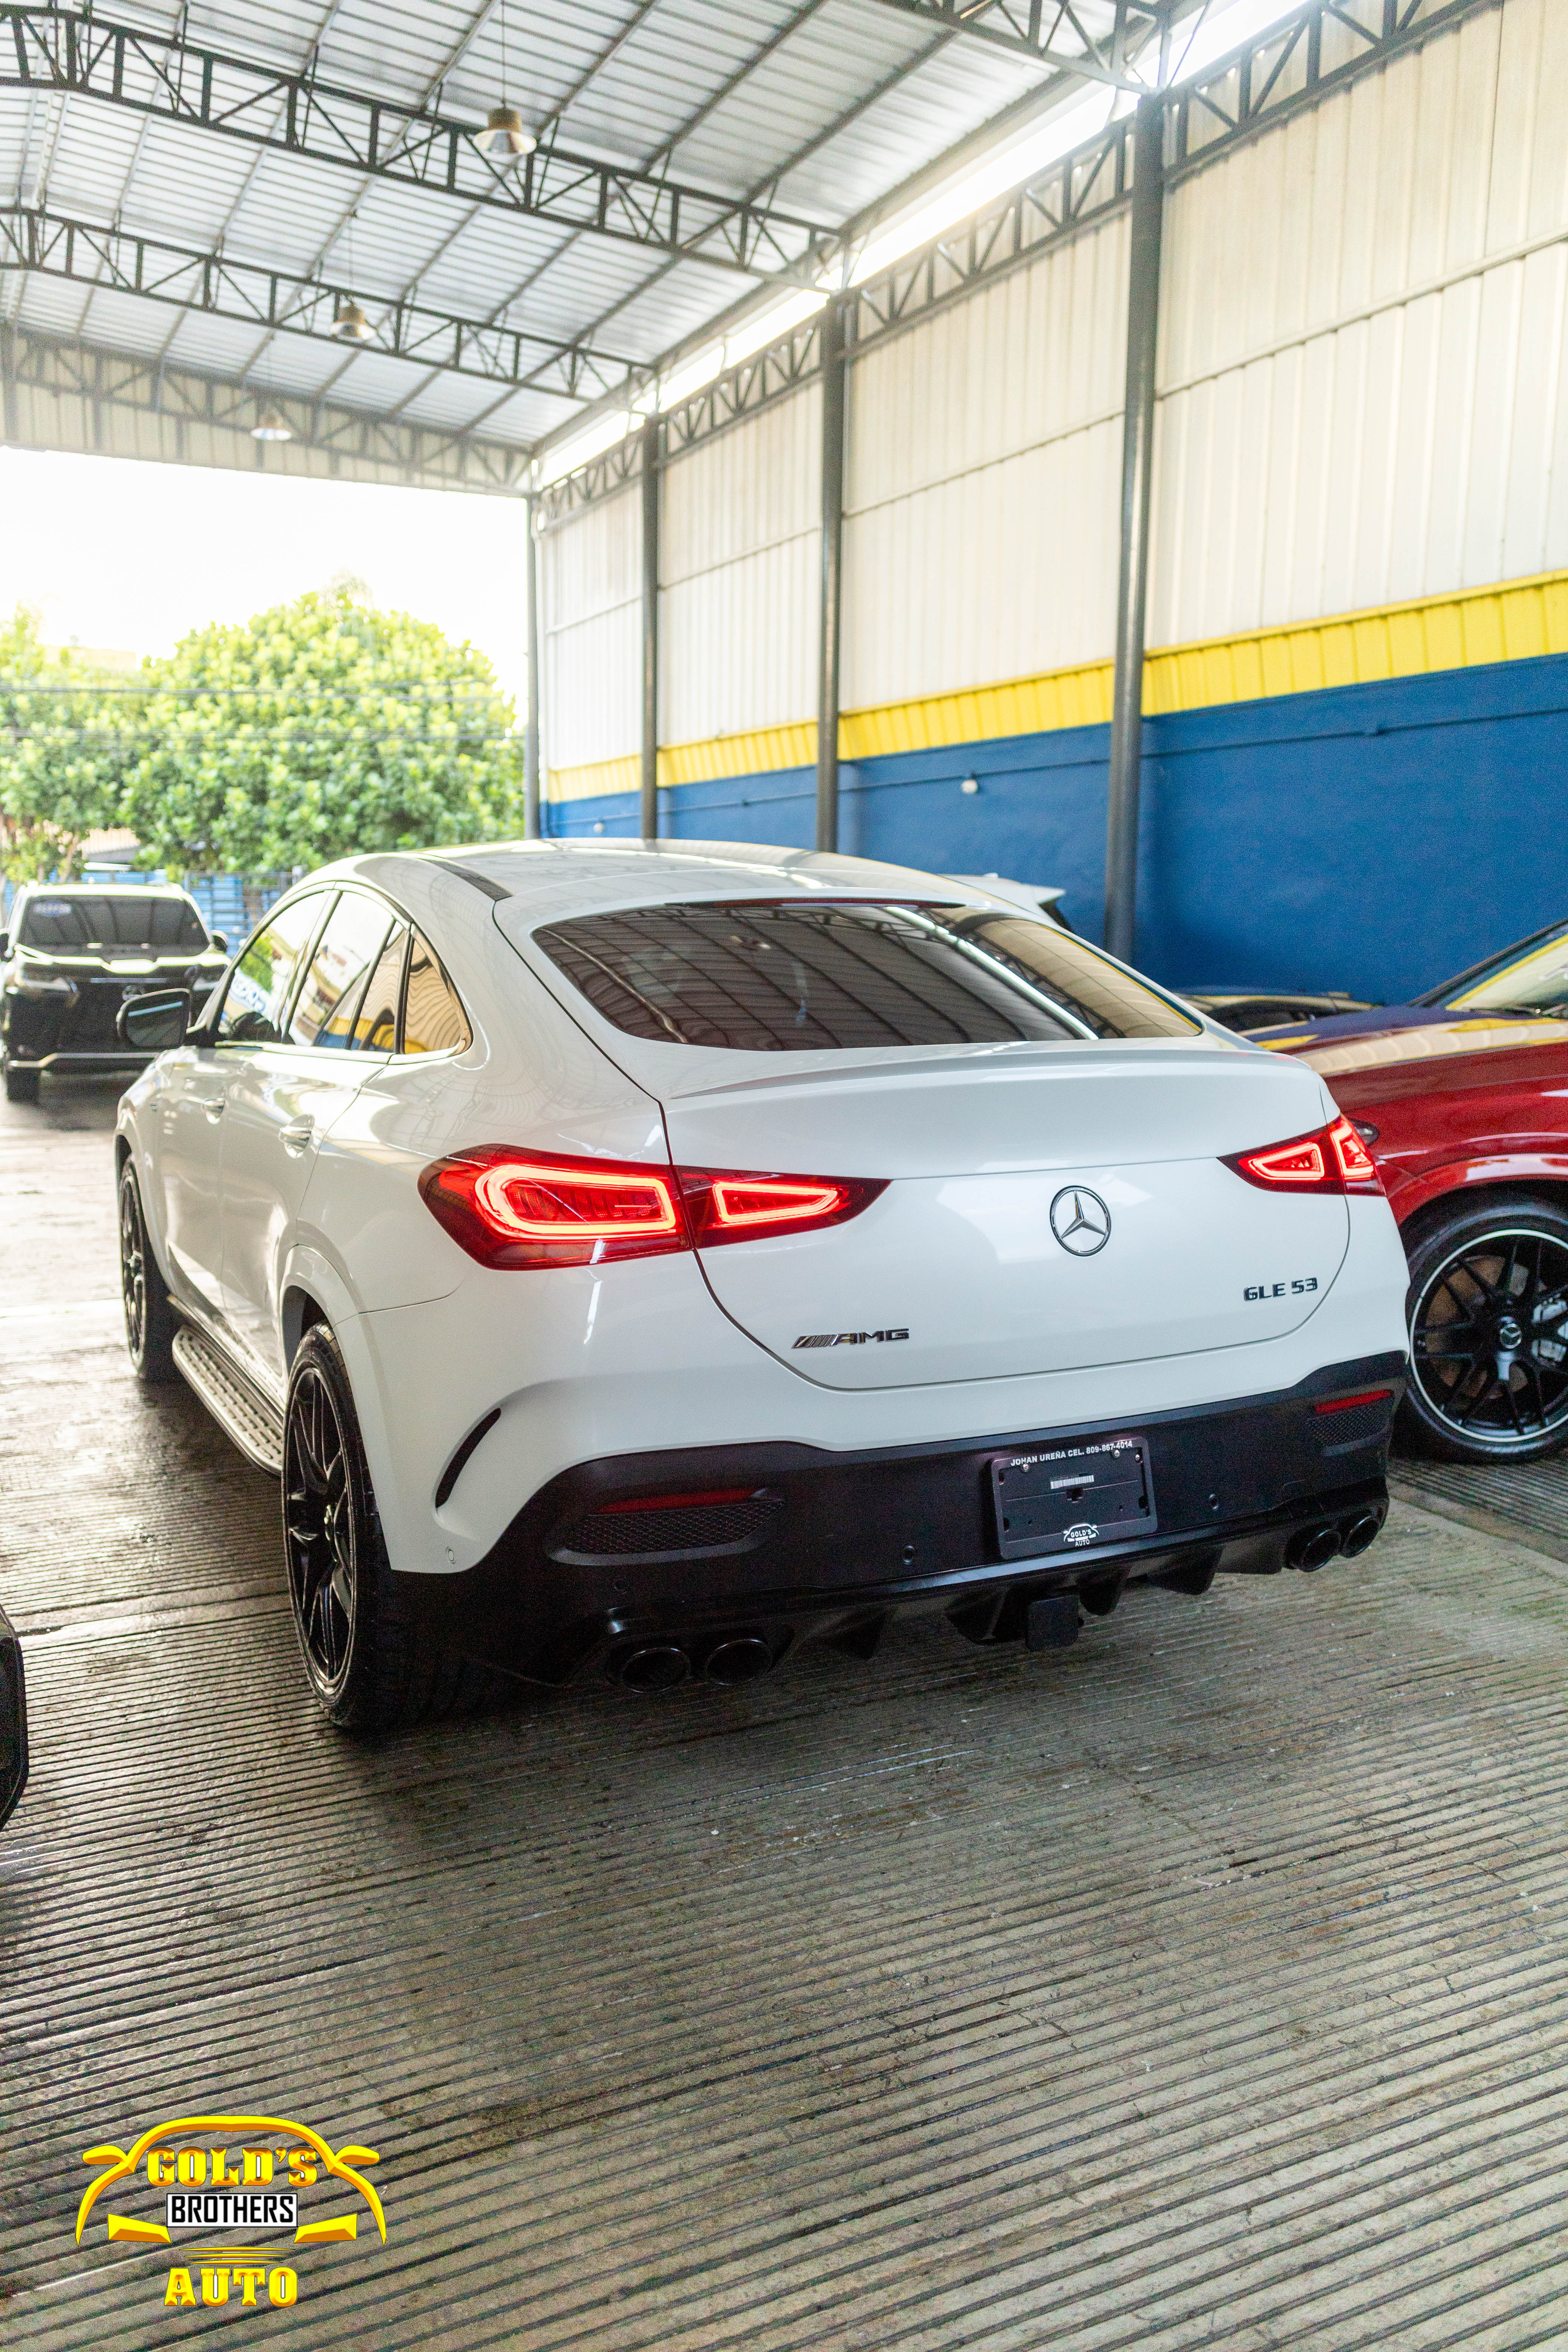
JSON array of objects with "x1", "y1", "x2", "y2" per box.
[{"x1": 113, "y1": 841, "x2": 1410, "y2": 1728}]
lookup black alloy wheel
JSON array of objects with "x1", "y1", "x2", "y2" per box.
[
  {"x1": 1403, "y1": 1199, "x2": 1568, "y2": 1462},
  {"x1": 118, "y1": 1161, "x2": 177, "y2": 1382},
  {"x1": 282, "y1": 1324, "x2": 509, "y2": 1730},
  {"x1": 3, "y1": 1053, "x2": 38, "y2": 1104},
  {"x1": 284, "y1": 1352, "x2": 360, "y2": 1706}
]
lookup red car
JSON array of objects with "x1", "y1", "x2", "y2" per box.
[{"x1": 1278, "y1": 1015, "x2": 1568, "y2": 1465}]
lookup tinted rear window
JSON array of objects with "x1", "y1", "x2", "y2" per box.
[
  {"x1": 19, "y1": 895, "x2": 208, "y2": 952},
  {"x1": 533, "y1": 901, "x2": 1199, "y2": 1051}
]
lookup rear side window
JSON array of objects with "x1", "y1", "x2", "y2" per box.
[
  {"x1": 354, "y1": 923, "x2": 409, "y2": 1052},
  {"x1": 218, "y1": 894, "x2": 329, "y2": 1045},
  {"x1": 20, "y1": 895, "x2": 208, "y2": 951},
  {"x1": 533, "y1": 900, "x2": 1199, "y2": 1051},
  {"x1": 290, "y1": 894, "x2": 395, "y2": 1048},
  {"x1": 402, "y1": 931, "x2": 471, "y2": 1055}
]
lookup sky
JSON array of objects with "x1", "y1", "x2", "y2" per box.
[{"x1": 0, "y1": 447, "x2": 531, "y2": 710}]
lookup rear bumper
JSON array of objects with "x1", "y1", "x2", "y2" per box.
[{"x1": 401, "y1": 1351, "x2": 1406, "y2": 1685}]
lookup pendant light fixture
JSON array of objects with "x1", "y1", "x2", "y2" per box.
[
  {"x1": 472, "y1": 0, "x2": 534, "y2": 167},
  {"x1": 332, "y1": 298, "x2": 372, "y2": 342},
  {"x1": 251, "y1": 407, "x2": 293, "y2": 441}
]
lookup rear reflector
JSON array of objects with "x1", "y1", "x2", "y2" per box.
[
  {"x1": 596, "y1": 1487, "x2": 758, "y2": 1515},
  {"x1": 1225, "y1": 1115, "x2": 1384, "y2": 1197},
  {"x1": 420, "y1": 1150, "x2": 885, "y2": 1268},
  {"x1": 1314, "y1": 1388, "x2": 1394, "y2": 1415}
]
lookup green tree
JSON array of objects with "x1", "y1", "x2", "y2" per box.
[
  {"x1": 122, "y1": 582, "x2": 522, "y2": 879},
  {"x1": 0, "y1": 606, "x2": 135, "y2": 880}
]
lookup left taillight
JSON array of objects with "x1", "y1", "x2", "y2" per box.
[
  {"x1": 418, "y1": 1148, "x2": 688, "y2": 1269},
  {"x1": 419, "y1": 1150, "x2": 887, "y2": 1268},
  {"x1": 1224, "y1": 1114, "x2": 1384, "y2": 1197}
]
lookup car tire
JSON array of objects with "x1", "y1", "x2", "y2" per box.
[
  {"x1": 118, "y1": 1162, "x2": 179, "y2": 1383},
  {"x1": 3, "y1": 1059, "x2": 38, "y2": 1104},
  {"x1": 1400, "y1": 1195, "x2": 1568, "y2": 1464},
  {"x1": 283, "y1": 1323, "x2": 508, "y2": 1731}
]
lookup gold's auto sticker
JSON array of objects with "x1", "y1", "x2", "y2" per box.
[{"x1": 74, "y1": 2111, "x2": 385, "y2": 2311}]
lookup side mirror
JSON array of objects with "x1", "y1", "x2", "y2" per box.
[
  {"x1": 211, "y1": 933, "x2": 229, "y2": 954},
  {"x1": 0, "y1": 1604, "x2": 28, "y2": 1831},
  {"x1": 117, "y1": 989, "x2": 192, "y2": 1052}
]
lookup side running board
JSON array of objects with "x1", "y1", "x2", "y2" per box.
[{"x1": 172, "y1": 1326, "x2": 284, "y2": 1477}]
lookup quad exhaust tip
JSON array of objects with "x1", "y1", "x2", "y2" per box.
[
  {"x1": 1286, "y1": 1508, "x2": 1384, "y2": 1573},
  {"x1": 611, "y1": 1631, "x2": 778, "y2": 1692}
]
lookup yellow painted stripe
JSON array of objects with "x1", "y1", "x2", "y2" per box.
[{"x1": 545, "y1": 566, "x2": 1568, "y2": 803}]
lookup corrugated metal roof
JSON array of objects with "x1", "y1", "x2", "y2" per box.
[{"x1": 0, "y1": 0, "x2": 1063, "y2": 466}]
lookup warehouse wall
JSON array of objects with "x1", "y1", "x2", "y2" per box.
[
  {"x1": 539, "y1": 482, "x2": 642, "y2": 791},
  {"x1": 660, "y1": 387, "x2": 820, "y2": 756},
  {"x1": 541, "y1": 0, "x2": 1568, "y2": 994}
]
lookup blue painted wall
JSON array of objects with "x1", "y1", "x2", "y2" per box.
[{"x1": 547, "y1": 649, "x2": 1568, "y2": 1004}]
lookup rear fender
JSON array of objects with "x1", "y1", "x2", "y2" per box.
[
  {"x1": 279, "y1": 1246, "x2": 396, "y2": 1553},
  {"x1": 1388, "y1": 1152, "x2": 1568, "y2": 1229}
]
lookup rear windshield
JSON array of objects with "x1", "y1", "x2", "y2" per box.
[
  {"x1": 532, "y1": 900, "x2": 1199, "y2": 1051},
  {"x1": 18, "y1": 895, "x2": 208, "y2": 952}
]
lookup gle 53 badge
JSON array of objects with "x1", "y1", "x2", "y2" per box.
[{"x1": 75, "y1": 2112, "x2": 386, "y2": 2311}]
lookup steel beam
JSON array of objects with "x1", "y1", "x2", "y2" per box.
[
  {"x1": 524, "y1": 495, "x2": 543, "y2": 841},
  {"x1": 0, "y1": 207, "x2": 644, "y2": 404},
  {"x1": 1103, "y1": 94, "x2": 1163, "y2": 966},
  {"x1": 0, "y1": 6, "x2": 833, "y2": 275},
  {"x1": 815, "y1": 299, "x2": 847, "y2": 857},
  {"x1": 0, "y1": 322, "x2": 529, "y2": 491},
  {"x1": 640, "y1": 417, "x2": 661, "y2": 842},
  {"x1": 859, "y1": 0, "x2": 1167, "y2": 88}
]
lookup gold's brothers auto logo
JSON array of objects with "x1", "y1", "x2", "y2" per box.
[{"x1": 75, "y1": 2112, "x2": 385, "y2": 2310}]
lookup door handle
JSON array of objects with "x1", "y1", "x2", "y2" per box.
[{"x1": 280, "y1": 1118, "x2": 315, "y2": 1156}]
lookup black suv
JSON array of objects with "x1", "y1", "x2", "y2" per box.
[{"x1": 0, "y1": 885, "x2": 229, "y2": 1101}]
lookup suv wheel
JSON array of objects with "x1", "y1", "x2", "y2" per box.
[
  {"x1": 1402, "y1": 1196, "x2": 1568, "y2": 1462},
  {"x1": 283, "y1": 1324, "x2": 507, "y2": 1730},
  {"x1": 3, "y1": 1056, "x2": 38, "y2": 1104},
  {"x1": 119, "y1": 1163, "x2": 178, "y2": 1382}
]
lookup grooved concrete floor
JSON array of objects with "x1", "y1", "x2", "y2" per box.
[{"x1": 4, "y1": 1081, "x2": 1568, "y2": 2349}]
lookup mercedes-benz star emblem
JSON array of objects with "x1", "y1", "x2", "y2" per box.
[{"x1": 1050, "y1": 1186, "x2": 1112, "y2": 1256}]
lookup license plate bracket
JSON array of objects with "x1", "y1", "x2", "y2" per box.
[{"x1": 991, "y1": 1435, "x2": 1157, "y2": 1561}]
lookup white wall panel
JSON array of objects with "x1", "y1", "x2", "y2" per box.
[
  {"x1": 842, "y1": 213, "x2": 1128, "y2": 707},
  {"x1": 540, "y1": 484, "x2": 641, "y2": 773},
  {"x1": 662, "y1": 536, "x2": 819, "y2": 743},
  {"x1": 662, "y1": 388, "x2": 819, "y2": 583},
  {"x1": 843, "y1": 418, "x2": 1122, "y2": 710},
  {"x1": 1150, "y1": 0, "x2": 1568, "y2": 647},
  {"x1": 660, "y1": 387, "x2": 820, "y2": 743}
]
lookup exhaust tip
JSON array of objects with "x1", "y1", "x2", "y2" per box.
[
  {"x1": 1286, "y1": 1523, "x2": 1342, "y2": 1572},
  {"x1": 615, "y1": 1643, "x2": 691, "y2": 1693},
  {"x1": 1338, "y1": 1509, "x2": 1383, "y2": 1559},
  {"x1": 703, "y1": 1634, "x2": 775, "y2": 1687}
]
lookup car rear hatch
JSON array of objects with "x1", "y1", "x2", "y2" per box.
[{"x1": 662, "y1": 1044, "x2": 1350, "y2": 1388}]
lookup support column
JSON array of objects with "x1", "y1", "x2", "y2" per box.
[
  {"x1": 522, "y1": 490, "x2": 542, "y2": 840},
  {"x1": 815, "y1": 298, "x2": 847, "y2": 856},
  {"x1": 1103, "y1": 95, "x2": 1166, "y2": 965},
  {"x1": 640, "y1": 414, "x2": 660, "y2": 841}
]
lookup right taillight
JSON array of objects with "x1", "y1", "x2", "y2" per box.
[{"x1": 1225, "y1": 1115, "x2": 1384, "y2": 1197}]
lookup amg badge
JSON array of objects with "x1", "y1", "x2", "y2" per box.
[{"x1": 793, "y1": 1328, "x2": 908, "y2": 1349}]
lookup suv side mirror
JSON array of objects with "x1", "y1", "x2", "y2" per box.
[
  {"x1": 0, "y1": 1604, "x2": 27, "y2": 1831},
  {"x1": 211, "y1": 933, "x2": 229, "y2": 954},
  {"x1": 117, "y1": 989, "x2": 192, "y2": 1052}
]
